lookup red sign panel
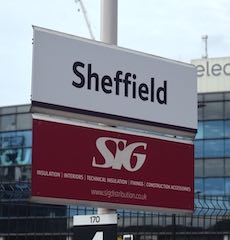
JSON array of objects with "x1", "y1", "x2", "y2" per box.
[{"x1": 32, "y1": 118, "x2": 194, "y2": 212}]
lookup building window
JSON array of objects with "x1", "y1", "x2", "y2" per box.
[
  {"x1": 204, "y1": 139, "x2": 224, "y2": 158},
  {"x1": 195, "y1": 140, "x2": 203, "y2": 158},
  {"x1": 204, "y1": 159, "x2": 224, "y2": 177},
  {"x1": 204, "y1": 178, "x2": 225, "y2": 195},
  {"x1": 0, "y1": 106, "x2": 16, "y2": 115},
  {"x1": 198, "y1": 104, "x2": 204, "y2": 120},
  {"x1": 225, "y1": 102, "x2": 230, "y2": 119},
  {"x1": 225, "y1": 178, "x2": 230, "y2": 194},
  {"x1": 204, "y1": 93, "x2": 224, "y2": 102},
  {"x1": 0, "y1": 115, "x2": 16, "y2": 131},
  {"x1": 225, "y1": 92, "x2": 230, "y2": 100},
  {"x1": 225, "y1": 139, "x2": 230, "y2": 157},
  {"x1": 195, "y1": 121, "x2": 203, "y2": 139},
  {"x1": 195, "y1": 159, "x2": 203, "y2": 177},
  {"x1": 225, "y1": 120, "x2": 230, "y2": 138},
  {"x1": 225, "y1": 158, "x2": 230, "y2": 176},
  {"x1": 0, "y1": 165, "x2": 31, "y2": 182},
  {"x1": 16, "y1": 113, "x2": 32, "y2": 130},
  {"x1": 0, "y1": 147, "x2": 32, "y2": 167},
  {"x1": 0, "y1": 131, "x2": 32, "y2": 148},
  {"x1": 204, "y1": 120, "x2": 224, "y2": 139},
  {"x1": 195, "y1": 178, "x2": 204, "y2": 194},
  {"x1": 203, "y1": 102, "x2": 224, "y2": 120},
  {"x1": 0, "y1": 131, "x2": 32, "y2": 168}
]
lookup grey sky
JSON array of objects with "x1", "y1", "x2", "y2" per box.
[{"x1": 0, "y1": 0, "x2": 230, "y2": 106}]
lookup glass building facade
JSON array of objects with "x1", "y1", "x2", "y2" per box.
[
  {"x1": 0, "y1": 105, "x2": 32, "y2": 184},
  {"x1": 195, "y1": 92, "x2": 230, "y2": 195}
]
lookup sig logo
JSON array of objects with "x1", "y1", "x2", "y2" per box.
[{"x1": 92, "y1": 137, "x2": 147, "y2": 172}]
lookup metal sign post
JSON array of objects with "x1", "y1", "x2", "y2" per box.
[
  {"x1": 98, "y1": 0, "x2": 118, "y2": 222},
  {"x1": 100, "y1": 0, "x2": 117, "y2": 45}
]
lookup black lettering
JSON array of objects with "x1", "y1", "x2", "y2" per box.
[
  {"x1": 157, "y1": 81, "x2": 167, "y2": 104},
  {"x1": 101, "y1": 75, "x2": 112, "y2": 93},
  {"x1": 72, "y1": 61, "x2": 85, "y2": 88},
  {"x1": 72, "y1": 61, "x2": 169, "y2": 105},
  {"x1": 114, "y1": 71, "x2": 123, "y2": 95},
  {"x1": 88, "y1": 64, "x2": 99, "y2": 91},
  {"x1": 150, "y1": 78, "x2": 155, "y2": 102},
  {"x1": 196, "y1": 65, "x2": 205, "y2": 77},
  {"x1": 138, "y1": 83, "x2": 149, "y2": 101},
  {"x1": 211, "y1": 64, "x2": 221, "y2": 76},
  {"x1": 195, "y1": 62, "x2": 230, "y2": 77},
  {"x1": 206, "y1": 61, "x2": 210, "y2": 76},
  {"x1": 224, "y1": 63, "x2": 230, "y2": 75},
  {"x1": 132, "y1": 74, "x2": 137, "y2": 99},
  {"x1": 123, "y1": 72, "x2": 132, "y2": 97}
]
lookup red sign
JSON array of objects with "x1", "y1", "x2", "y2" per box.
[{"x1": 32, "y1": 118, "x2": 194, "y2": 212}]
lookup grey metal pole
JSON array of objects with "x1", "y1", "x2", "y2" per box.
[
  {"x1": 98, "y1": 0, "x2": 118, "y2": 217},
  {"x1": 100, "y1": 0, "x2": 118, "y2": 45}
]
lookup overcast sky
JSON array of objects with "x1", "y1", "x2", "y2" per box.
[{"x1": 0, "y1": 0, "x2": 230, "y2": 107}]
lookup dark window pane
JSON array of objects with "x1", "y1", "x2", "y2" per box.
[
  {"x1": 225, "y1": 93, "x2": 230, "y2": 100},
  {"x1": 204, "y1": 93, "x2": 223, "y2": 101},
  {"x1": 0, "y1": 165, "x2": 31, "y2": 182},
  {"x1": 204, "y1": 159, "x2": 224, "y2": 177},
  {"x1": 225, "y1": 102, "x2": 230, "y2": 119},
  {"x1": 225, "y1": 120, "x2": 230, "y2": 138},
  {"x1": 195, "y1": 159, "x2": 203, "y2": 177},
  {"x1": 0, "y1": 115, "x2": 16, "y2": 131},
  {"x1": 204, "y1": 139, "x2": 224, "y2": 158},
  {"x1": 16, "y1": 113, "x2": 32, "y2": 130},
  {"x1": 0, "y1": 131, "x2": 32, "y2": 148},
  {"x1": 204, "y1": 120, "x2": 224, "y2": 139},
  {"x1": 16, "y1": 105, "x2": 30, "y2": 113},
  {"x1": 225, "y1": 139, "x2": 230, "y2": 157},
  {"x1": 195, "y1": 140, "x2": 203, "y2": 158},
  {"x1": 195, "y1": 121, "x2": 203, "y2": 139},
  {"x1": 0, "y1": 106, "x2": 17, "y2": 114},
  {"x1": 203, "y1": 102, "x2": 224, "y2": 120},
  {"x1": 198, "y1": 104, "x2": 204, "y2": 120},
  {"x1": 204, "y1": 178, "x2": 225, "y2": 195},
  {"x1": 225, "y1": 158, "x2": 230, "y2": 176},
  {"x1": 0, "y1": 147, "x2": 31, "y2": 167},
  {"x1": 225, "y1": 178, "x2": 230, "y2": 194},
  {"x1": 195, "y1": 178, "x2": 204, "y2": 194},
  {"x1": 198, "y1": 94, "x2": 203, "y2": 102},
  {"x1": 17, "y1": 131, "x2": 32, "y2": 147}
]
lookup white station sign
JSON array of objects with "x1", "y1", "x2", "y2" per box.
[{"x1": 31, "y1": 26, "x2": 197, "y2": 136}]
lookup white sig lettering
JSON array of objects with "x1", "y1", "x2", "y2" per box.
[{"x1": 92, "y1": 137, "x2": 147, "y2": 172}]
